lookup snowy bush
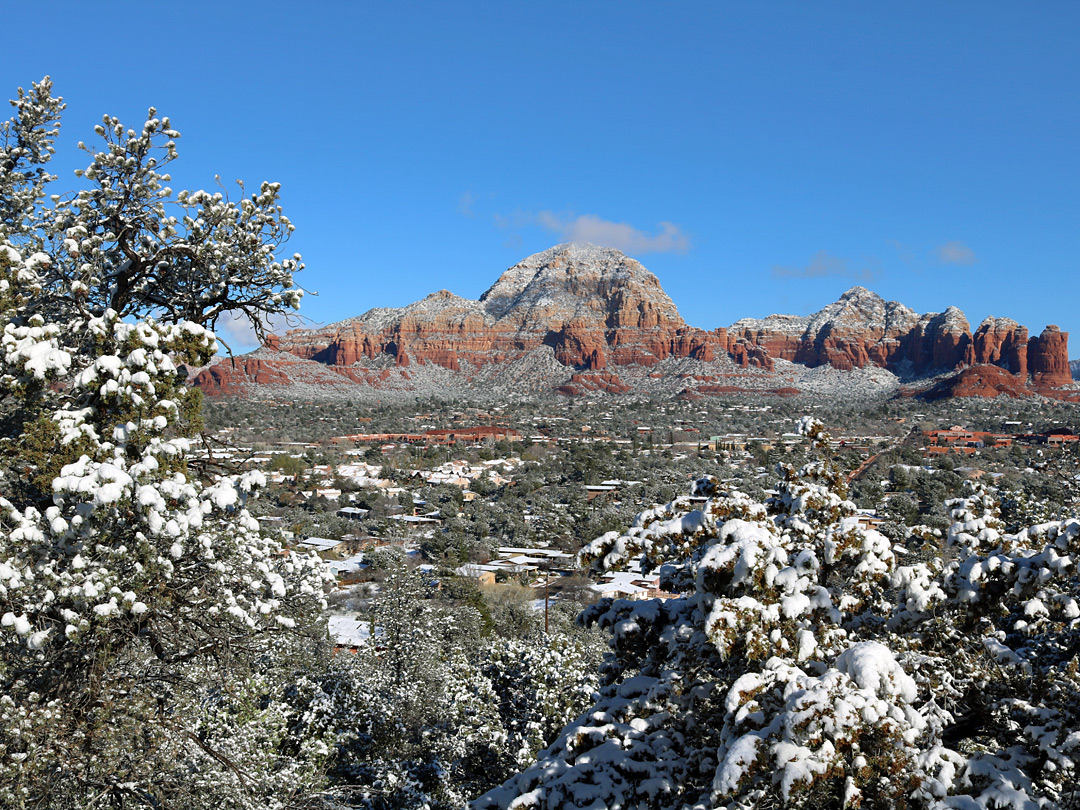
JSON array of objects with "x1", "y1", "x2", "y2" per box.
[{"x1": 477, "y1": 419, "x2": 1080, "y2": 810}]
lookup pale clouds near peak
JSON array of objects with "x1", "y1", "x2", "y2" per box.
[
  {"x1": 772, "y1": 249, "x2": 879, "y2": 282},
  {"x1": 457, "y1": 191, "x2": 476, "y2": 218},
  {"x1": 213, "y1": 310, "x2": 312, "y2": 353},
  {"x1": 935, "y1": 240, "x2": 977, "y2": 265},
  {"x1": 535, "y1": 212, "x2": 690, "y2": 254}
]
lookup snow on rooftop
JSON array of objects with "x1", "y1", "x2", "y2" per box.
[
  {"x1": 299, "y1": 537, "x2": 341, "y2": 551},
  {"x1": 327, "y1": 615, "x2": 371, "y2": 647}
]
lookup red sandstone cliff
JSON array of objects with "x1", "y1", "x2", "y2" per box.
[
  {"x1": 919, "y1": 364, "x2": 1037, "y2": 401},
  {"x1": 1029, "y1": 325, "x2": 1071, "y2": 387},
  {"x1": 730, "y1": 291, "x2": 979, "y2": 374},
  {"x1": 973, "y1": 318, "x2": 1028, "y2": 377},
  {"x1": 193, "y1": 245, "x2": 1070, "y2": 400},
  {"x1": 729, "y1": 287, "x2": 1067, "y2": 387},
  {"x1": 274, "y1": 243, "x2": 766, "y2": 376}
]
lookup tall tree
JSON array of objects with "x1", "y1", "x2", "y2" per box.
[{"x1": 0, "y1": 78, "x2": 325, "y2": 808}]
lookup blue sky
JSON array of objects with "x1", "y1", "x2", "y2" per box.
[{"x1": 6, "y1": 2, "x2": 1078, "y2": 355}]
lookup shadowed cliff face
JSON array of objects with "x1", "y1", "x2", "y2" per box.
[{"x1": 193, "y1": 245, "x2": 1070, "y2": 399}]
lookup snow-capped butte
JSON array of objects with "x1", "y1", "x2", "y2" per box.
[
  {"x1": 479, "y1": 242, "x2": 682, "y2": 324},
  {"x1": 191, "y1": 245, "x2": 1071, "y2": 401}
]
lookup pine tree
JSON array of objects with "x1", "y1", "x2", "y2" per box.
[{"x1": 0, "y1": 78, "x2": 326, "y2": 808}]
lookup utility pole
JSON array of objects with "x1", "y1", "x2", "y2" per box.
[
  {"x1": 544, "y1": 572, "x2": 549, "y2": 635},
  {"x1": 542, "y1": 558, "x2": 554, "y2": 635}
]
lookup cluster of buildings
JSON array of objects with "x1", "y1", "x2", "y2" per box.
[
  {"x1": 330, "y1": 426, "x2": 523, "y2": 446},
  {"x1": 924, "y1": 426, "x2": 1079, "y2": 456},
  {"x1": 455, "y1": 546, "x2": 575, "y2": 584},
  {"x1": 455, "y1": 548, "x2": 675, "y2": 602}
]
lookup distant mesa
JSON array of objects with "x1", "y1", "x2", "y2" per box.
[{"x1": 191, "y1": 243, "x2": 1071, "y2": 402}]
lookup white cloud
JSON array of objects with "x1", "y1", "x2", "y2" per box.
[
  {"x1": 772, "y1": 249, "x2": 878, "y2": 282},
  {"x1": 212, "y1": 310, "x2": 311, "y2": 354},
  {"x1": 935, "y1": 240, "x2": 976, "y2": 265},
  {"x1": 458, "y1": 190, "x2": 476, "y2": 218},
  {"x1": 534, "y1": 211, "x2": 690, "y2": 254}
]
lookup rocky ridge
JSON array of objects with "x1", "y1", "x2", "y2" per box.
[
  {"x1": 271, "y1": 244, "x2": 759, "y2": 375},
  {"x1": 729, "y1": 287, "x2": 1069, "y2": 387},
  {"x1": 192, "y1": 244, "x2": 1071, "y2": 402}
]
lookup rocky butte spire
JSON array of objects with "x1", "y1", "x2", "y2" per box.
[
  {"x1": 973, "y1": 317, "x2": 1027, "y2": 377},
  {"x1": 1029, "y1": 325, "x2": 1071, "y2": 387}
]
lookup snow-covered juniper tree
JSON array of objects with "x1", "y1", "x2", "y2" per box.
[
  {"x1": 286, "y1": 564, "x2": 604, "y2": 810},
  {"x1": 0, "y1": 79, "x2": 327, "y2": 808},
  {"x1": 477, "y1": 417, "x2": 1080, "y2": 810}
]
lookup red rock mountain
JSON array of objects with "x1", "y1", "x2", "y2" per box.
[
  {"x1": 730, "y1": 287, "x2": 1071, "y2": 387},
  {"x1": 269, "y1": 243, "x2": 770, "y2": 375},
  {"x1": 192, "y1": 244, "x2": 1071, "y2": 400}
]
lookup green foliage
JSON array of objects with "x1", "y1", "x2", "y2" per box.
[
  {"x1": 885, "y1": 493, "x2": 920, "y2": 525},
  {"x1": 480, "y1": 417, "x2": 1080, "y2": 810},
  {"x1": 269, "y1": 453, "x2": 307, "y2": 477}
]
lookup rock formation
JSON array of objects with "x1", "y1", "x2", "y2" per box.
[
  {"x1": 973, "y1": 318, "x2": 1028, "y2": 377},
  {"x1": 192, "y1": 351, "x2": 363, "y2": 397},
  {"x1": 1029, "y1": 326, "x2": 1071, "y2": 387},
  {"x1": 270, "y1": 243, "x2": 751, "y2": 375},
  {"x1": 919, "y1": 365, "x2": 1037, "y2": 401},
  {"x1": 192, "y1": 244, "x2": 1071, "y2": 401},
  {"x1": 729, "y1": 287, "x2": 1067, "y2": 387},
  {"x1": 730, "y1": 289, "x2": 980, "y2": 374}
]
